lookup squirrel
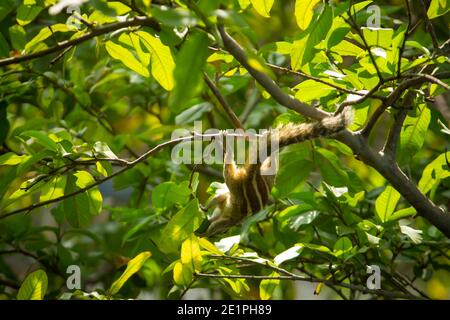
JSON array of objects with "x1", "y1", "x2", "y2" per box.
[{"x1": 201, "y1": 108, "x2": 353, "y2": 236}]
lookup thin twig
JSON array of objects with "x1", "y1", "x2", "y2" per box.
[
  {"x1": 0, "y1": 17, "x2": 160, "y2": 67},
  {"x1": 419, "y1": 0, "x2": 440, "y2": 52},
  {"x1": 397, "y1": 0, "x2": 412, "y2": 78},
  {"x1": 203, "y1": 73, "x2": 244, "y2": 129},
  {"x1": 383, "y1": 91, "x2": 415, "y2": 158}
]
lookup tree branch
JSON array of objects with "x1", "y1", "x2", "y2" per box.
[
  {"x1": 195, "y1": 272, "x2": 422, "y2": 299},
  {"x1": 0, "y1": 17, "x2": 160, "y2": 68},
  {"x1": 397, "y1": 0, "x2": 412, "y2": 78},
  {"x1": 419, "y1": 0, "x2": 440, "y2": 52},
  {"x1": 382, "y1": 91, "x2": 415, "y2": 158},
  {"x1": 203, "y1": 73, "x2": 244, "y2": 129},
  {"x1": 217, "y1": 24, "x2": 329, "y2": 121}
]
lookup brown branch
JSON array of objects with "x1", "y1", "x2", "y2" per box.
[
  {"x1": 217, "y1": 24, "x2": 329, "y2": 121},
  {"x1": 266, "y1": 63, "x2": 367, "y2": 96},
  {"x1": 419, "y1": 0, "x2": 440, "y2": 52},
  {"x1": 195, "y1": 271, "x2": 422, "y2": 299},
  {"x1": 343, "y1": 14, "x2": 383, "y2": 81},
  {"x1": 397, "y1": 0, "x2": 412, "y2": 78},
  {"x1": 203, "y1": 73, "x2": 244, "y2": 130},
  {"x1": 383, "y1": 90, "x2": 417, "y2": 158},
  {"x1": 360, "y1": 74, "x2": 447, "y2": 137},
  {"x1": 0, "y1": 17, "x2": 160, "y2": 68}
]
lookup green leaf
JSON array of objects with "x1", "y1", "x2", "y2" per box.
[
  {"x1": 0, "y1": 0, "x2": 14, "y2": 22},
  {"x1": 169, "y1": 32, "x2": 209, "y2": 112},
  {"x1": 119, "y1": 32, "x2": 150, "y2": 67},
  {"x1": 152, "y1": 181, "x2": 191, "y2": 209},
  {"x1": 418, "y1": 152, "x2": 450, "y2": 194},
  {"x1": 275, "y1": 158, "x2": 312, "y2": 197},
  {"x1": 93, "y1": 141, "x2": 118, "y2": 159},
  {"x1": 399, "y1": 106, "x2": 430, "y2": 163},
  {"x1": 62, "y1": 172, "x2": 102, "y2": 228},
  {"x1": 136, "y1": 31, "x2": 175, "y2": 91},
  {"x1": 9, "y1": 25, "x2": 27, "y2": 51},
  {"x1": 21, "y1": 130, "x2": 58, "y2": 152},
  {"x1": 295, "y1": 0, "x2": 321, "y2": 30},
  {"x1": 0, "y1": 153, "x2": 28, "y2": 166},
  {"x1": 40, "y1": 175, "x2": 66, "y2": 202},
  {"x1": 260, "y1": 271, "x2": 279, "y2": 300},
  {"x1": 362, "y1": 27, "x2": 394, "y2": 49},
  {"x1": 17, "y1": 270, "x2": 48, "y2": 300},
  {"x1": 390, "y1": 207, "x2": 416, "y2": 221},
  {"x1": 300, "y1": 4, "x2": 333, "y2": 66},
  {"x1": 315, "y1": 148, "x2": 349, "y2": 187},
  {"x1": 250, "y1": 0, "x2": 274, "y2": 18},
  {"x1": 25, "y1": 23, "x2": 71, "y2": 52},
  {"x1": 290, "y1": 37, "x2": 309, "y2": 71},
  {"x1": 180, "y1": 234, "x2": 202, "y2": 270},
  {"x1": 199, "y1": 237, "x2": 223, "y2": 255},
  {"x1": 333, "y1": 237, "x2": 353, "y2": 258},
  {"x1": 427, "y1": 0, "x2": 450, "y2": 19},
  {"x1": 173, "y1": 261, "x2": 193, "y2": 286},
  {"x1": 16, "y1": 4, "x2": 43, "y2": 26},
  {"x1": 105, "y1": 41, "x2": 149, "y2": 77},
  {"x1": 160, "y1": 199, "x2": 202, "y2": 252},
  {"x1": 294, "y1": 80, "x2": 335, "y2": 102},
  {"x1": 375, "y1": 186, "x2": 400, "y2": 223},
  {"x1": 0, "y1": 32, "x2": 9, "y2": 57},
  {"x1": 108, "y1": 251, "x2": 152, "y2": 295},
  {"x1": 151, "y1": 6, "x2": 197, "y2": 27},
  {"x1": 175, "y1": 102, "x2": 213, "y2": 124}
]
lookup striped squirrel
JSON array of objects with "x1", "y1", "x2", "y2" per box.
[{"x1": 202, "y1": 108, "x2": 353, "y2": 236}]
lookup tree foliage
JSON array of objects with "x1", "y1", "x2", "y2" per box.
[{"x1": 0, "y1": 0, "x2": 449, "y2": 300}]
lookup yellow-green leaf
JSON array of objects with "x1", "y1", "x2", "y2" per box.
[
  {"x1": 375, "y1": 186, "x2": 400, "y2": 223},
  {"x1": 25, "y1": 24, "x2": 72, "y2": 52},
  {"x1": 259, "y1": 272, "x2": 279, "y2": 300},
  {"x1": 199, "y1": 237, "x2": 223, "y2": 255},
  {"x1": 136, "y1": 31, "x2": 175, "y2": 91},
  {"x1": 17, "y1": 4, "x2": 43, "y2": 26},
  {"x1": 105, "y1": 41, "x2": 149, "y2": 77},
  {"x1": 418, "y1": 152, "x2": 450, "y2": 194},
  {"x1": 173, "y1": 261, "x2": 193, "y2": 286},
  {"x1": 17, "y1": 270, "x2": 48, "y2": 300},
  {"x1": 119, "y1": 32, "x2": 150, "y2": 67},
  {"x1": 427, "y1": 0, "x2": 450, "y2": 19},
  {"x1": 108, "y1": 251, "x2": 151, "y2": 295},
  {"x1": 181, "y1": 235, "x2": 203, "y2": 270},
  {"x1": 0, "y1": 153, "x2": 28, "y2": 166},
  {"x1": 295, "y1": 0, "x2": 321, "y2": 30},
  {"x1": 250, "y1": 0, "x2": 274, "y2": 18},
  {"x1": 159, "y1": 199, "x2": 203, "y2": 252}
]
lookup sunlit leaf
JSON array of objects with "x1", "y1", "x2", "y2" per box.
[
  {"x1": 250, "y1": 0, "x2": 274, "y2": 18},
  {"x1": 260, "y1": 272, "x2": 279, "y2": 300},
  {"x1": 105, "y1": 41, "x2": 149, "y2": 77},
  {"x1": 295, "y1": 0, "x2": 320, "y2": 30},
  {"x1": 160, "y1": 199, "x2": 202, "y2": 252},
  {"x1": 136, "y1": 31, "x2": 175, "y2": 90},
  {"x1": 375, "y1": 186, "x2": 400, "y2": 223},
  {"x1": 108, "y1": 251, "x2": 152, "y2": 295},
  {"x1": 17, "y1": 270, "x2": 48, "y2": 300}
]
